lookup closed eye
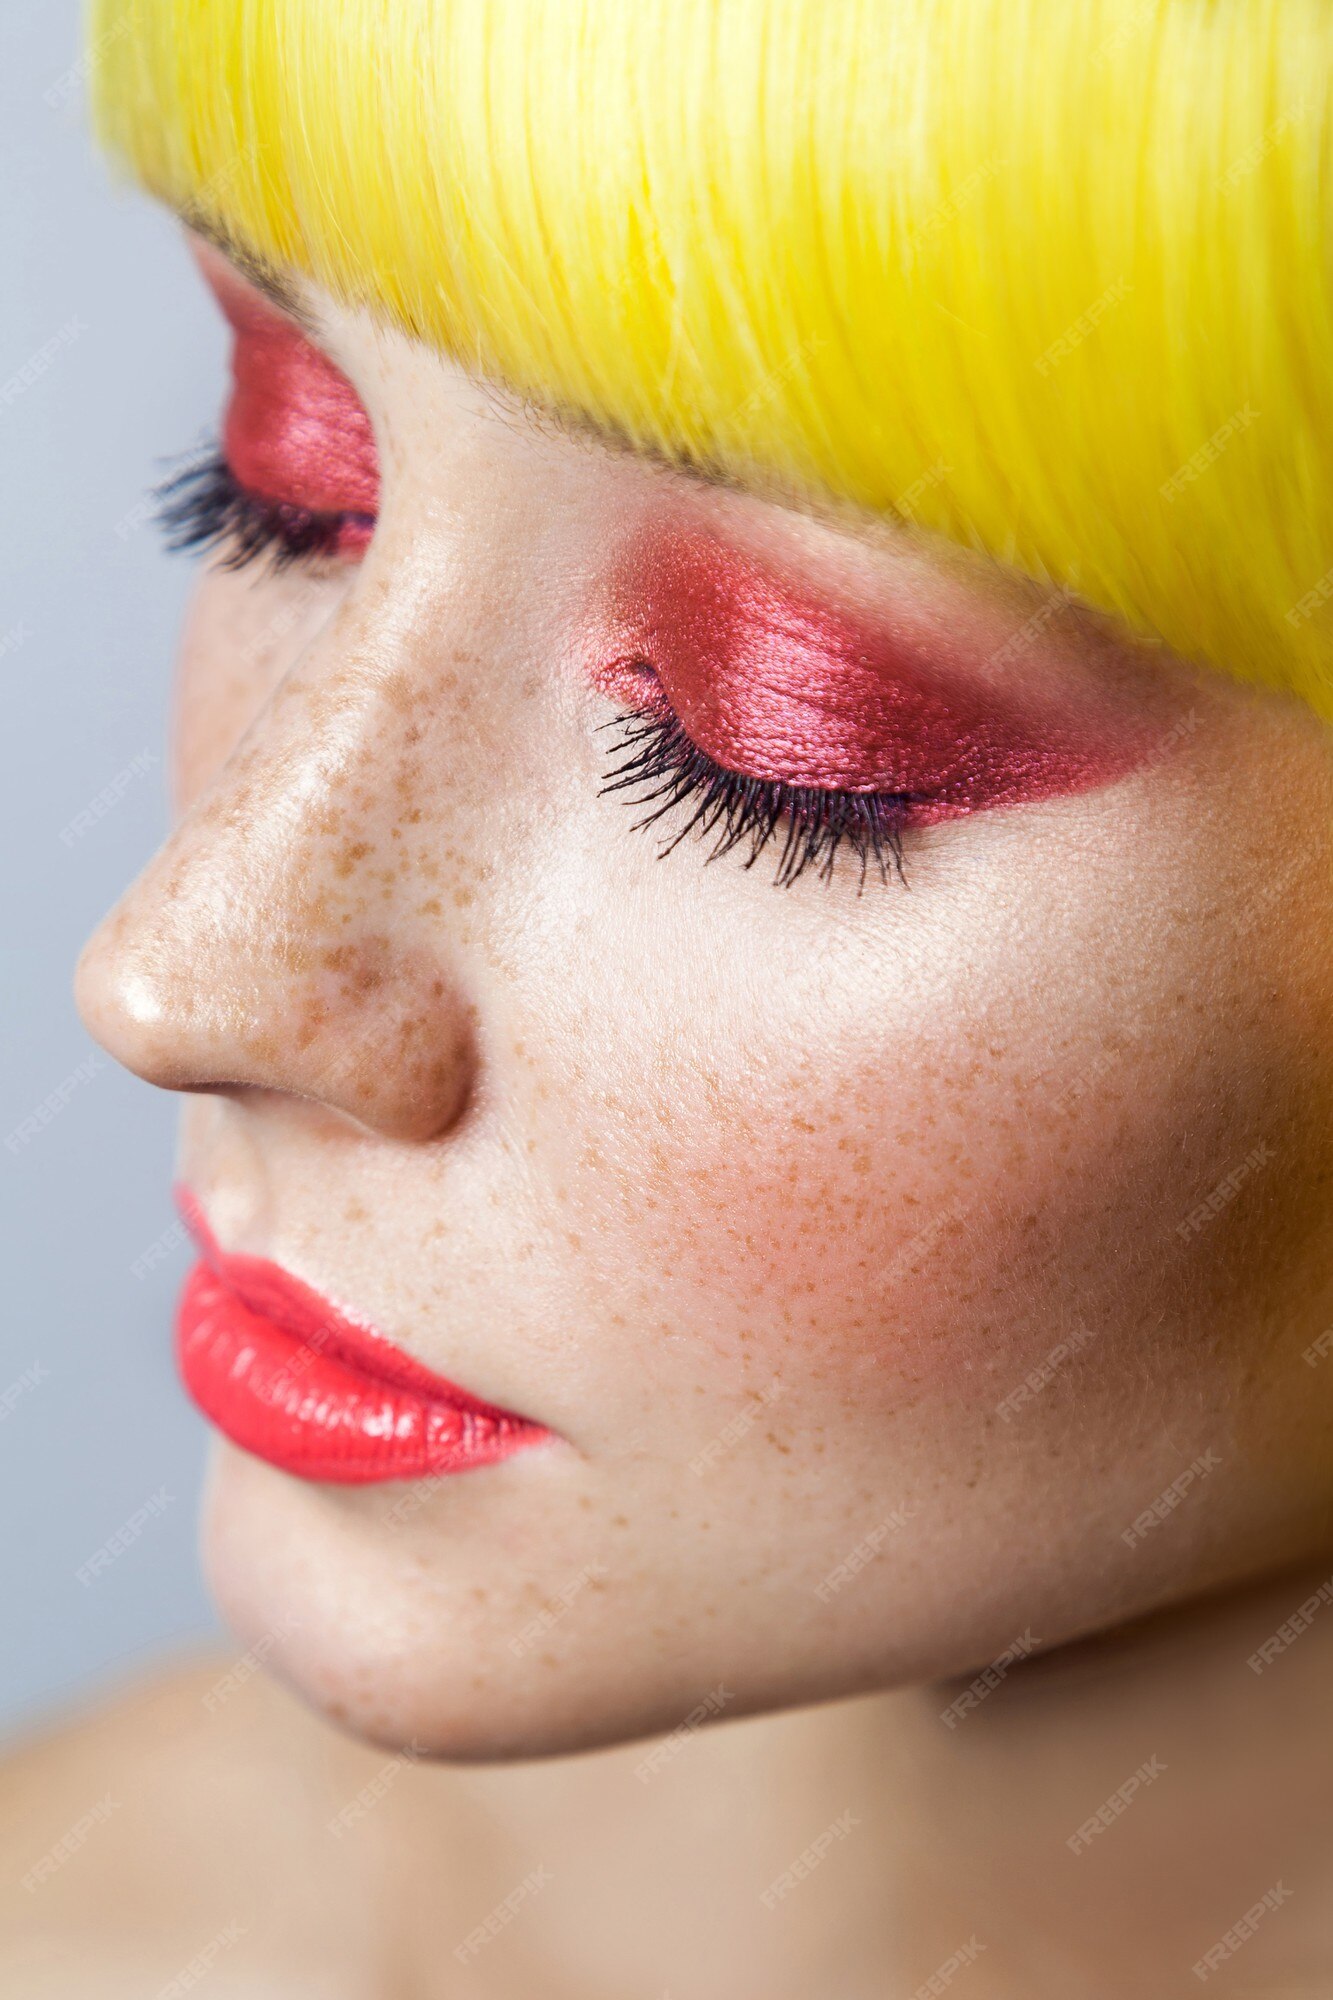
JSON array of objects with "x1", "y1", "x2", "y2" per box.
[
  {"x1": 154, "y1": 441, "x2": 376, "y2": 573},
  {"x1": 601, "y1": 690, "x2": 919, "y2": 890}
]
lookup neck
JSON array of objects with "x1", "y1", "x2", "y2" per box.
[
  {"x1": 384, "y1": 1559, "x2": 1333, "y2": 1999},
  {"x1": 887, "y1": 1557, "x2": 1333, "y2": 1998}
]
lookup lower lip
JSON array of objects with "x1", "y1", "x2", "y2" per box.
[{"x1": 174, "y1": 1196, "x2": 550, "y2": 1485}]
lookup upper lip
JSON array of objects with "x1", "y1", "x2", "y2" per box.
[{"x1": 174, "y1": 1182, "x2": 542, "y2": 1422}]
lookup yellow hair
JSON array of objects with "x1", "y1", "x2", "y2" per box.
[{"x1": 90, "y1": 0, "x2": 1333, "y2": 716}]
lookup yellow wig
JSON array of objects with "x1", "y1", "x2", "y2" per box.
[{"x1": 90, "y1": 0, "x2": 1333, "y2": 716}]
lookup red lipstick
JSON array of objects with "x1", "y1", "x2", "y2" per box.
[
  {"x1": 592, "y1": 525, "x2": 1148, "y2": 817},
  {"x1": 174, "y1": 1190, "x2": 550, "y2": 1484}
]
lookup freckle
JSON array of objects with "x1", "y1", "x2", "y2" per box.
[
  {"x1": 334, "y1": 841, "x2": 371, "y2": 878},
  {"x1": 295, "y1": 1003, "x2": 328, "y2": 1048},
  {"x1": 418, "y1": 898, "x2": 442, "y2": 917},
  {"x1": 452, "y1": 886, "x2": 474, "y2": 909}
]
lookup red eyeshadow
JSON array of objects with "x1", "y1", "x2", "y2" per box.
[
  {"x1": 590, "y1": 526, "x2": 1147, "y2": 820},
  {"x1": 198, "y1": 250, "x2": 379, "y2": 552}
]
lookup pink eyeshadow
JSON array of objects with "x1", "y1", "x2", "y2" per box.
[
  {"x1": 589, "y1": 525, "x2": 1148, "y2": 819},
  {"x1": 200, "y1": 254, "x2": 380, "y2": 526}
]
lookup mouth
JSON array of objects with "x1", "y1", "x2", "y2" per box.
[{"x1": 173, "y1": 1186, "x2": 552, "y2": 1485}]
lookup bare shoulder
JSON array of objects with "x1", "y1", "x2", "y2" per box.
[{"x1": 0, "y1": 1653, "x2": 400, "y2": 1998}]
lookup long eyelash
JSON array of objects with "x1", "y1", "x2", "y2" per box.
[
  {"x1": 601, "y1": 704, "x2": 914, "y2": 890},
  {"x1": 154, "y1": 444, "x2": 354, "y2": 573}
]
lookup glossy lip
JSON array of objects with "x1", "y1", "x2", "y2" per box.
[{"x1": 173, "y1": 1187, "x2": 552, "y2": 1485}]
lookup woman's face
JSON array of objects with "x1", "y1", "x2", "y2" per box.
[{"x1": 75, "y1": 237, "x2": 1333, "y2": 1757}]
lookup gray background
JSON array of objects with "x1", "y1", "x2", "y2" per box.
[{"x1": 1, "y1": 0, "x2": 224, "y2": 1739}]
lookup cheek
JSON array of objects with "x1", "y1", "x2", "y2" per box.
[
  {"x1": 560, "y1": 1021, "x2": 1108, "y2": 1413},
  {"x1": 522, "y1": 802, "x2": 1330, "y2": 1449}
]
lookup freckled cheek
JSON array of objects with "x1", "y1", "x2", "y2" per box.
[
  {"x1": 539, "y1": 1054, "x2": 970, "y2": 1400},
  {"x1": 558, "y1": 1035, "x2": 1175, "y2": 1418}
]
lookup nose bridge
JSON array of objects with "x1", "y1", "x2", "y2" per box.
[{"x1": 76, "y1": 633, "x2": 475, "y2": 1144}]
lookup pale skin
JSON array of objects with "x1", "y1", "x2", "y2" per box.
[{"x1": 4, "y1": 234, "x2": 1333, "y2": 1995}]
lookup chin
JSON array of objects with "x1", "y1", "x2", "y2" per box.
[
  {"x1": 196, "y1": 1411, "x2": 1306, "y2": 1766},
  {"x1": 197, "y1": 1439, "x2": 728, "y2": 1762}
]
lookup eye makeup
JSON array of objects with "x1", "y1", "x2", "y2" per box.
[
  {"x1": 196, "y1": 244, "x2": 380, "y2": 556},
  {"x1": 172, "y1": 243, "x2": 1155, "y2": 888},
  {"x1": 590, "y1": 525, "x2": 1152, "y2": 822}
]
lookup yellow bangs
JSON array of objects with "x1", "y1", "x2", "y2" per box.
[{"x1": 90, "y1": 0, "x2": 1333, "y2": 715}]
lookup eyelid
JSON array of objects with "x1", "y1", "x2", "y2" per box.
[
  {"x1": 590, "y1": 522, "x2": 1152, "y2": 811},
  {"x1": 601, "y1": 695, "x2": 914, "y2": 890},
  {"x1": 194, "y1": 241, "x2": 382, "y2": 525},
  {"x1": 155, "y1": 444, "x2": 373, "y2": 573}
]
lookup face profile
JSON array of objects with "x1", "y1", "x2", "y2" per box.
[
  {"x1": 10, "y1": 1, "x2": 1333, "y2": 1992},
  {"x1": 72, "y1": 229, "x2": 1333, "y2": 1765}
]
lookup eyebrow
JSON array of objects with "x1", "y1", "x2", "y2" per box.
[
  {"x1": 182, "y1": 209, "x2": 325, "y2": 342},
  {"x1": 508, "y1": 393, "x2": 749, "y2": 496},
  {"x1": 181, "y1": 210, "x2": 864, "y2": 527}
]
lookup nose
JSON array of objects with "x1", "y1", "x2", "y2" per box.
[{"x1": 75, "y1": 650, "x2": 476, "y2": 1145}]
